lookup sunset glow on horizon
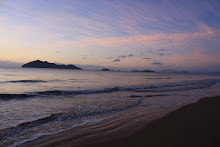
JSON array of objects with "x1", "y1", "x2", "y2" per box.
[{"x1": 0, "y1": 0, "x2": 220, "y2": 72}]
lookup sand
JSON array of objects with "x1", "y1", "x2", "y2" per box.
[
  {"x1": 20, "y1": 96, "x2": 220, "y2": 147},
  {"x1": 89, "y1": 96, "x2": 220, "y2": 147}
]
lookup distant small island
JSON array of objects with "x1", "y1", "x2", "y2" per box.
[
  {"x1": 22, "y1": 60, "x2": 82, "y2": 70},
  {"x1": 132, "y1": 70, "x2": 155, "y2": 72},
  {"x1": 101, "y1": 68, "x2": 111, "y2": 71}
]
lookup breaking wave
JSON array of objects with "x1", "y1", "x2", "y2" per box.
[
  {"x1": 6, "y1": 80, "x2": 47, "y2": 83},
  {"x1": 0, "y1": 94, "x2": 36, "y2": 100},
  {"x1": 0, "y1": 99, "x2": 142, "y2": 140},
  {"x1": 0, "y1": 79, "x2": 218, "y2": 101}
]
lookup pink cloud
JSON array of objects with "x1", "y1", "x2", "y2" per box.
[
  {"x1": 81, "y1": 24, "x2": 215, "y2": 47},
  {"x1": 166, "y1": 51, "x2": 220, "y2": 68}
]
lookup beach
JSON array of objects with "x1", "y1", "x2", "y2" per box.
[
  {"x1": 19, "y1": 96, "x2": 220, "y2": 147},
  {"x1": 90, "y1": 96, "x2": 220, "y2": 147}
]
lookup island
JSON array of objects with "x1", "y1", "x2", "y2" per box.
[
  {"x1": 22, "y1": 60, "x2": 82, "y2": 70},
  {"x1": 132, "y1": 70, "x2": 155, "y2": 72},
  {"x1": 101, "y1": 68, "x2": 111, "y2": 71}
]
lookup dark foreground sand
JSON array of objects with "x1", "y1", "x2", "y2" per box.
[
  {"x1": 20, "y1": 96, "x2": 220, "y2": 147},
  {"x1": 89, "y1": 96, "x2": 220, "y2": 147}
]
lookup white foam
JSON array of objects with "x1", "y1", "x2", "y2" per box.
[{"x1": 11, "y1": 115, "x2": 118, "y2": 147}]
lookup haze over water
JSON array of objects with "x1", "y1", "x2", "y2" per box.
[{"x1": 0, "y1": 67, "x2": 220, "y2": 146}]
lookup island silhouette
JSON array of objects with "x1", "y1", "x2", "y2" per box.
[
  {"x1": 101, "y1": 68, "x2": 111, "y2": 71},
  {"x1": 22, "y1": 60, "x2": 82, "y2": 70},
  {"x1": 132, "y1": 70, "x2": 155, "y2": 72}
]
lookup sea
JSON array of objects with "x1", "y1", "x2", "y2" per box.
[{"x1": 0, "y1": 67, "x2": 220, "y2": 146}]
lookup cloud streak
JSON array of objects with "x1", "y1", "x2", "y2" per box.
[
  {"x1": 118, "y1": 55, "x2": 126, "y2": 59},
  {"x1": 152, "y1": 62, "x2": 163, "y2": 65},
  {"x1": 113, "y1": 59, "x2": 120, "y2": 62},
  {"x1": 80, "y1": 24, "x2": 215, "y2": 47},
  {"x1": 128, "y1": 54, "x2": 134, "y2": 57}
]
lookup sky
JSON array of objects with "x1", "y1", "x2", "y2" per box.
[{"x1": 0, "y1": 0, "x2": 220, "y2": 72}]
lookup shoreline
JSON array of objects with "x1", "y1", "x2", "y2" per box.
[{"x1": 19, "y1": 96, "x2": 220, "y2": 147}]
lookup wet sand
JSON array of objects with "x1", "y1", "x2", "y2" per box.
[
  {"x1": 20, "y1": 96, "x2": 220, "y2": 147},
  {"x1": 89, "y1": 96, "x2": 220, "y2": 147}
]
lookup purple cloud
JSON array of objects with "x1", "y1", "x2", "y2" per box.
[
  {"x1": 128, "y1": 54, "x2": 134, "y2": 57},
  {"x1": 113, "y1": 59, "x2": 120, "y2": 62},
  {"x1": 152, "y1": 62, "x2": 163, "y2": 65},
  {"x1": 118, "y1": 55, "x2": 126, "y2": 58}
]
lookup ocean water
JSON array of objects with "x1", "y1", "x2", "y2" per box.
[{"x1": 0, "y1": 67, "x2": 220, "y2": 146}]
